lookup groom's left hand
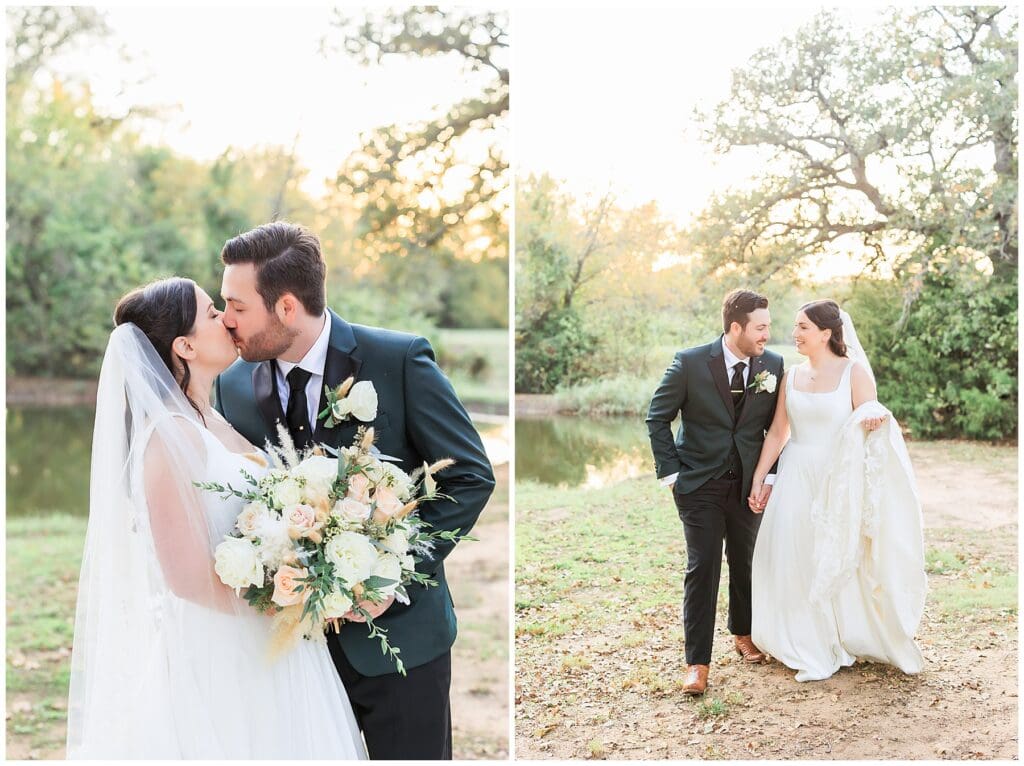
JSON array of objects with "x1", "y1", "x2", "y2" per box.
[
  {"x1": 748, "y1": 484, "x2": 772, "y2": 513},
  {"x1": 344, "y1": 595, "x2": 395, "y2": 623}
]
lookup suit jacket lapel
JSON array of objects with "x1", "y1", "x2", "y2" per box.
[
  {"x1": 252, "y1": 360, "x2": 285, "y2": 438},
  {"x1": 313, "y1": 311, "x2": 363, "y2": 444},
  {"x1": 707, "y1": 338, "x2": 736, "y2": 420}
]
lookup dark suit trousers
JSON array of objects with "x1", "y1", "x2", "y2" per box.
[
  {"x1": 674, "y1": 475, "x2": 762, "y2": 665},
  {"x1": 328, "y1": 641, "x2": 452, "y2": 760}
]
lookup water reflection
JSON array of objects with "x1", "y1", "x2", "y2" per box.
[
  {"x1": 7, "y1": 406, "x2": 95, "y2": 517},
  {"x1": 515, "y1": 416, "x2": 654, "y2": 488}
]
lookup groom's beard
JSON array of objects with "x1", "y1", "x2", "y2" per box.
[{"x1": 232, "y1": 316, "x2": 298, "y2": 362}]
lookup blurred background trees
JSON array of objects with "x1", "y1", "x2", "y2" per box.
[{"x1": 7, "y1": 5, "x2": 509, "y2": 379}]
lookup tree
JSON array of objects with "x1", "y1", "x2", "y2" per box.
[
  {"x1": 515, "y1": 174, "x2": 681, "y2": 392},
  {"x1": 693, "y1": 7, "x2": 1017, "y2": 287},
  {"x1": 322, "y1": 6, "x2": 509, "y2": 327}
]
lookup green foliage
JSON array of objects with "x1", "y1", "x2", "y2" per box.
[
  {"x1": 694, "y1": 7, "x2": 1018, "y2": 283},
  {"x1": 7, "y1": 8, "x2": 508, "y2": 380},
  {"x1": 515, "y1": 174, "x2": 682, "y2": 393},
  {"x1": 847, "y1": 270, "x2": 1017, "y2": 440},
  {"x1": 553, "y1": 375, "x2": 653, "y2": 417}
]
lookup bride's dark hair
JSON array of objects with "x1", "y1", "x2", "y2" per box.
[
  {"x1": 113, "y1": 277, "x2": 205, "y2": 421},
  {"x1": 800, "y1": 299, "x2": 848, "y2": 358}
]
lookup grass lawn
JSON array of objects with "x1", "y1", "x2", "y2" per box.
[{"x1": 515, "y1": 443, "x2": 1018, "y2": 760}]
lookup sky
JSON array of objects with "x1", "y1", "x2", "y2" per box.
[
  {"x1": 515, "y1": 6, "x2": 846, "y2": 225},
  {"x1": 52, "y1": 6, "x2": 494, "y2": 197}
]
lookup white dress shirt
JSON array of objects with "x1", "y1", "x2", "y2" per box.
[
  {"x1": 659, "y1": 337, "x2": 774, "y2": 487},
  {"x1": 275, "y1": 313, "x2": 331, "y2": 431}
]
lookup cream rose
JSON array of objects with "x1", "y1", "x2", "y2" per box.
[
  {"x1": 271, "y1": 564, "x2": 310, "y2": 607},
  {"x1": 332, "y1": 380, "x2": 378, "y2": 422},
  {"x1": 369, "y1": 551, "x2": 402, "y2": 597},
  {"x1": 333, "y1": 497, "x2": 371, "y2": 525},
  {"x1": 273, "y1": 477, "x2": 303, "y2": 508},
  {"x1": 284, "y1": 503, "x2": 317, "y2": 536},
  {"x1": 321, "y1": 589, "x2": 355, "y2": 619},
  {"x1": 377, "y1": 462, "x2": 414, "y2": 501},
  {"x1": 214, "y1": 536, "x2": 263, "y2": 592},
  {"x1": 235, "y1": 502, "x2": 270, "y2": 537},
  {"x1": 292, "y1": 455, "x2": 338, "y2": 501},
  {"x1": 381, "y1": 527, "x2": 410, "y2": 556},
  {"x1": 324, "y1": 532, "x2": 378, "y2": 589}
]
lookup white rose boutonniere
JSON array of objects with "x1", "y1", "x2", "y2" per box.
[
  {"x1": 750, "y1": 370, "x2": 777, "y2": 394},
  {"x1": 318, "y1": 376, "x2": 378, "y2": 428}
]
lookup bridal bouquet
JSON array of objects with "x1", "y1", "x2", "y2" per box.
[{"x1": 197, "y1": 424, "x2": 461, "y2": 675}]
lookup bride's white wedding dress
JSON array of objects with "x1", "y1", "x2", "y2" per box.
[
  {"x1": 67, "y1": 324, "x2": 365, "y2": 759},
  {"x1": 751, "y1": 361, "x2": 926, "y2": 682}
]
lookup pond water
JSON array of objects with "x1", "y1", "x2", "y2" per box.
[
  {"x1": 6, "y1": 405, "x2": 508, "y2": 518},
  {"x1": 515, "y1": 415, "x2": 658, "y2": 488}
]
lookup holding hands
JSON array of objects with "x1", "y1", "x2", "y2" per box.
[{"x1": 748, "y1": 477, "x2": 772, "y2": 514}]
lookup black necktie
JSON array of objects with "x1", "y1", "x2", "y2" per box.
[
  {"x1": 285, "y1": 366, "x2": 313, "y2": 450},
  {"x1": 730, "y1": 361, "x2": 747, "y2": 408}
]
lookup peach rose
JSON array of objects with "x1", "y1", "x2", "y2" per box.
[
  {"x1": 372, "y1": 485, "x2": 404, "y2": 520},
  {"x1": 346, "y1": 473, "x2": 372, "y2": 504},
  {"x1": 271, "y1": 565, "x2": 310, "y2": 607},
  {"x1": 284, "y1": 503, "x2": 317, "y2": 537}
]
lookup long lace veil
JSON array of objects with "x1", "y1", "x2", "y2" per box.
[{"x1": 66, "y1": 323, "x2": 247, "y2": 757}]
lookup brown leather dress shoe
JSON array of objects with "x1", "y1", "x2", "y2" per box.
[
  {"x1": 682, "y1": 664, "x2": 709, "y2": 695},
  {"x1": 734, "y1": 635, "x2": 767, "y2": 663}
]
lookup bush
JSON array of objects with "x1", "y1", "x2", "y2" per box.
[
  {"x1": 515, "y1": 309, "x2": 596, "y2": 394},
  {"x1": 847, "y1": 271, "x2": 1017, "y2": 440}
]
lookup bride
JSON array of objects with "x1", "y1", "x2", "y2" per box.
[
  {"x1": 66, "y1": 278, "x2": 366, "y2": 758},
  {"x1": 748, "y1": 299, "x2": 926, "y2": 682}
]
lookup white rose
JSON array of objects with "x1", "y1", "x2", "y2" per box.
[
  {"x1": 235, "y1": 502, "x2": 270, "y2": 537},
  {"x1": 324, "y1": 532, "x2": 378, "y2": 589},
  {"x1": 214, "y1": 536, "x2": 263, "y2": 592},
  {"x1": 381, "y1": 527, "x2": 410, "y2": 556},
  {"x1": 347, "y1": 381, "x2": 378, "y2": 422},
  {"x1": 292, "y1": 455, "x2": 338, "y2": 497},
  {"x1": 369, "y1": 551, "x2": 402, "y2": 597},
  {"x1": 378, "y1": 461, "x2": 414, "y2": 500},
  {"x1": 321, "y1": 589, "x2": 354, "y2": 619},
  {"x1": 273, "y1": 478, "x2": 303, "y2": 508},
  {"x1": 331, "y1": 397, "x2": 354, "y2": 420},
  {"x1": 399, "y1": 553, "x2": 416, "y2": 572},
  {"x1": 763, "y1": 373, "x2": 778, "y2": 394},
  {"x1": 332, "y1": 497, "x2": 371, "y2": 525}
]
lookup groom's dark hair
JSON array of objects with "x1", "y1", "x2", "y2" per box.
[
  {"x1": 722, "y1": 289, "x2": 769, "y2": 332},
  {"x1": 220, "y1": 222, "x2": 326, "y2": 316}
]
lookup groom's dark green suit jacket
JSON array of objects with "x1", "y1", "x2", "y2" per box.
[
  {"x1": 646, "y1": 336, "x2": 784, "y2": 505},
  {"x1": 214, "y1": 310, "x2": 496, "y2": 677}
]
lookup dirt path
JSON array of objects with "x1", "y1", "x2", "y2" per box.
[
  {"x1": 449, "y1": 462, "x2": 510, "y2": 759},
  {"x1": 515, "y1": 447, "x2": 1018, "y2": 760}
]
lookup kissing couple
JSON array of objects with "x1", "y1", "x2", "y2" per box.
[
  {"x1": 647, "y1": 289, "x2": 927, "y2": 694},
  {"x1": 66, "y1": 222, "x2": 496, "y2": 759}
]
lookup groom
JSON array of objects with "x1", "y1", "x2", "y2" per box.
[
  {"x1": 213, "y1": 222, "x2": 496, "y2": 759},
  {"x1": 646, "y1": 289, "x2": 784, "y2": 695}
]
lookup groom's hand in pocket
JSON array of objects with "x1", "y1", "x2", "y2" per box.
[{"x1": 344, "y1": 595, "x2": 396, "y2": 623}]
